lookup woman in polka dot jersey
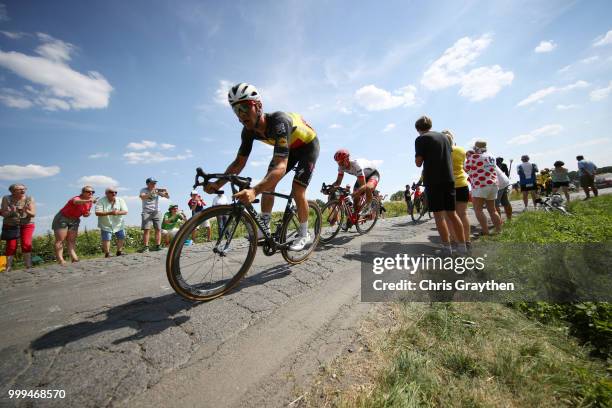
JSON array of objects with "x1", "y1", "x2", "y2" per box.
[{"x1": 465, "y1": 140, "x2": 502, "y2": 235}]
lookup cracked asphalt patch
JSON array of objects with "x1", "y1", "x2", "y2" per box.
[{"x1": 0, "y1": 215, "x2": 427, "y2": 407}]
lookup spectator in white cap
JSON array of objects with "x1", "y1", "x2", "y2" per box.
[
  {"x1": 188, "y1": 190, "x2": 210, "y2": 241},
  {"x1": 212, "y1": 190, "x2": 229, "y2": 237}
]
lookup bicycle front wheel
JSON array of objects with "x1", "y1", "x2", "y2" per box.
[
  {"x1": 280, "y1": 200, "x2": 321, "y2": 264},
  {"x1": 166, "y1": 205, "x2": 258, "y2": 301},
  {"x1": 356, "y1": 199, "x2": 379, "y2": 234},
  {"x1": 411, "y1": 197, "x2": 424, "y2": 222},
  {"x1": 319, "y1": 199, "x2": 344, "y2": 244}
]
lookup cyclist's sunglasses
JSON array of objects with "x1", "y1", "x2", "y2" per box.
[{"x1": 232, "y1": 101, "x2": 253, "y2": 116}]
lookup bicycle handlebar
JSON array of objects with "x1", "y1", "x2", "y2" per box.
[
  {"x1": 321, "y1": 182, "x2": 350, "y2": 196},
  {"x1": 193, "y1": 167, "x2": 252, "y2": 191}
]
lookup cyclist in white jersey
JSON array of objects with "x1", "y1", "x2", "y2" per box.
[{"x1": 330, "y1": 149, "x2": 380, "y2": 213}]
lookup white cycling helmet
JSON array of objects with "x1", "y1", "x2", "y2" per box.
[{"x1": 228, "y1": 83, "x2": 260, "y2": 106}]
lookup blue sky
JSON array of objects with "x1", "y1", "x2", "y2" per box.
[{"x1": 0, "y1": 0, "x2": 611, "y2": 234}]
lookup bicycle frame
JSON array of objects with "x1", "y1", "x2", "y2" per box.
[
  {"x1": 193, "y1": 169, "x2": 299, "y2": 255},
  {"x1": 322, "y1": 184, "x2": 367, "y2": 225}
]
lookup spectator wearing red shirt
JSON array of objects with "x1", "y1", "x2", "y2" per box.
[
  {"x1": 52, "y1": 186, "x2": 96, "y2": 265},
  {"x1": 188, "y1": 190, "x2": 210, "y2": 241}
]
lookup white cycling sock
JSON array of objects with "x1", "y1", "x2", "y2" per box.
[{"x1": 299, "y1": 222, "x2": 308, "y2": 236}]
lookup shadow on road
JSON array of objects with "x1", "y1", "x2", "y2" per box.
[
  {"x1": 393, "y1": 218, "x2": 431, "y2": 227},
  {"x1": 316, "y1": 234, "x2": 359, "y2": 250},
  {"x1": 30, "y1": 261, "x2": 300, "y2": 351},
  {"x1": 228, "y1": 263, "x2": 293, "y2": 295},
  {"x1": 31, "y1": 294, "x2": 196, "y2": 350}
]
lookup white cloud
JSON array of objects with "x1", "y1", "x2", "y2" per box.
[
  {"x1": 383, "y1": 123, "x2": 396, "y2": 132},
  {"x1": 422, "y1": 34, "x2": 492, "y2": 90},
  {"x1": 580, "y1": 56, "x2": 599, "y2": 64},
  {"x1": 517, "y1": 80, "x2": 589, "y2": 107},
  {"x1": 35, "y1": 33, "x2": 73, "y2": 62},
  {"x1": 0, "y1": 88, "x2": 33, "y2": 108},
  {"x1": 88, "y1": 152, "x2": 109, "y2": 159},
  {"x1": 160, "y1": 143, "x2": 175, "y2": 150},
  {"x1": 0, "y1": 33, "x2": 112, "y2": 110},
  {"x1": 126, "y1": 140, "x2": 157, "y2": 150},
  {"x1": 507, "y1": 124, "x2": 563, "y2": 145},
  {"x1": 1, "y1": 31, "x2": 24, "y2": 39},
  {"x1": 590, "y1": 81, "x2": 612, "y2": 101},
  {"x1": 458, "y1": 65, "x2": 514, "y2": 101},
  {"x1": 214, "y1": 79, "x2": 232, "y2": 105},
  {"x1": 77, "y1": 175, "x2": 119, "y2": 187},
  {"x1": 329, "y1": 123, "x2": 342, "y2": 129},
  {"x1": 123, "y1": 150, "x2": 194, "y2": 164},
  {"x1": 556, "y1": 104, "x2": 579, "y2": 110},
  {"x1": 354, "y1": 84, "x2": 416, "y2": 111},
  {"x1": 534, "y1": 40, "x2": 557, "y2": 53},
  {"x1": 592, "y1": 30, "x2": 612, "y2": 47},
  {"x1": 0, "y1": 164, "x2": 60, "y2": 180},
  {"x1": 421, "y1": 34, "x2": 513, "y2": 101},
  {"x1": 0, "y1": 3, "x2": 7, "y2": 22}
]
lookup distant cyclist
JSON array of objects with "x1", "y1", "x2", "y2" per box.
[
  {"x1": 330, "y1": 149, "x2": 380, "y2": 213},
  {"x1": 204, "y1": 83, "x2": 319, "y2": 251}
]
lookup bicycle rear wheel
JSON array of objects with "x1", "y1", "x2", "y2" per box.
[
  {"x1": 280, "y1": 200, "x2": 321, "y2": 264},
  {"x1": 356, "y1": 199, "x2": 379, "y2": 234},
  {"x1": 319, "y1": 199, "x2": 344, "y2": 244},
  {"x1": 166, "y1": 205, "x2": 258, "y2": 301}
]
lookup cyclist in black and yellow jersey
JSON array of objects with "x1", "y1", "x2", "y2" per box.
[{"x1": 204, "y1": 83, "x2": 319, "y2": 251}]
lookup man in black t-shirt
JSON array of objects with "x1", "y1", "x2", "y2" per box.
[{"x1": 414, "y1": 116, "x2": 466, "y2": 254}]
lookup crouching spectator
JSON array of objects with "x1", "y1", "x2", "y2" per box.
[
  {"x1": 95, "y1": 188, "x2": 128, "y2": 257},
  {"x1": 162, "y1": 205, "x2": 187, "y2": 246},
  {"x1": 1, "y1": 184, "x2": 36, "y2": 272},
  {"x1": 52, "y1": 186, "x2": 96, "y2": 265}
]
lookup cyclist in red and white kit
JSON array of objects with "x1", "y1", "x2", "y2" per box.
[{"x1": 330, "y1": 149, "x2": 380, "y2": 213}]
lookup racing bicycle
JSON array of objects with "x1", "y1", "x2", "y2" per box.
[
  {"x1": 166, "y1": 168, "x2": 321, "y2": 301},
  {"x1": 535, "y1": 193, "x2": 572, "y2": 216},
  {"x1": 407, "y1": 182, "x2": 431, "y2": 222},
  {"x1": 318, "y1": 183, "x2": 379, "y2": 243}
]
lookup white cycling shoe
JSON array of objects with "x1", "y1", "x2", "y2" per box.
[{"x1": 289, "y1": 232, "x2": 312, "y2": 251}]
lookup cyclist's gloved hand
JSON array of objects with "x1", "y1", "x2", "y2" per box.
[{"x1": 234, "y1": 188, "x2": 256, "y2": 204}]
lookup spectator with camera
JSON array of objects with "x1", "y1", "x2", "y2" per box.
[
  {"x1": 162, "y1": 204, "x2": 187, "y2": 246},
  {"x1": 139, "y1": 177, "x2": 169, "y2": 252},
  {"x1": 52, "y1": 186, "x2": 97, "y2": 265},
  {"x1": 1, "y1": 183, "x2": 36, "y2": 272}
]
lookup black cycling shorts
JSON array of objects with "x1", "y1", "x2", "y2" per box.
[
  {"x1": 455, "y1": 186, "x2": 470, "y2": 203},
  {"x1": 552, "y1": 181, "x2": 569, "y2": 188},
  {"x1": 268, "y1": 138, "x2": 319, "y2": 187},
  {"x1": 425, "y1": 182, "x2": 456, "y2": 212},
  {"x1": 353, "y1": 170, "x2": 380, "y2": 191}
]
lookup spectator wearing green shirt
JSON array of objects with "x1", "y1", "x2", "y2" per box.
[
  {"x1": 95, "y1": 188, "x2": 128, "y2": 257},
  {"x1": 162, "y1": 205, "x2": 187, "y2": 246}
]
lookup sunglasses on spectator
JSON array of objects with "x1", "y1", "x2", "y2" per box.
[
  {"x1": 84, "y1": 190, "x2": 95, "y2": 194},
  {"x1": 14, "y1": 189, "x2": 26, "y2": 192},
  {"x1": 106, "y1": 191, "x2": 117, "y2": 195}
]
